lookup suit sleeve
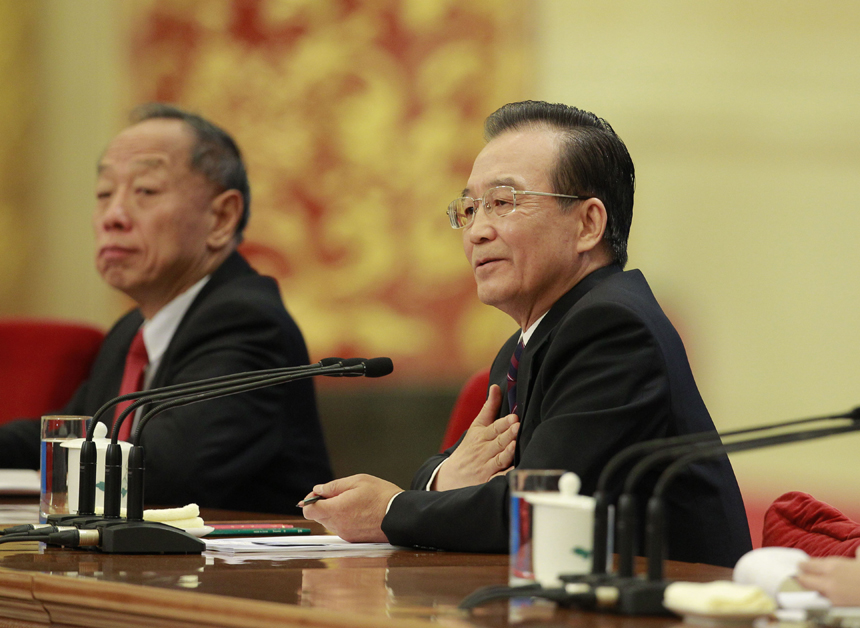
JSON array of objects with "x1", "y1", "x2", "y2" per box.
[{"x1": 383, "y1": 301, "x2": 670, "y2": 552}]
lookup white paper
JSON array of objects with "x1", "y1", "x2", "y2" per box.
[
  {"x1": 204, "y1": 534, "x2": 398, "y2": 555},
  {"x1": 0, "y1": 504, "x2": 40, "y2": 524},
  {"x1": 0, "y1": 469, "x2": 40, "y2": 495}
]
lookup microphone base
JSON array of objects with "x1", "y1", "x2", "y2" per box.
[
  {"x1": 81, "y1": 520, "x2": 205, "y2": 554},
  {"x1": 560, "y1": 572, "x2": 618, "y2": 587},
  {"x1": 559, "y1": 575, "x2": 673, "y2": 615},
  {"x1": 46, "y1": 514, "x2": 106, "y2": 526},
  {"x1": 611, "y1": 578, "x2": 672, "y2": 616}
]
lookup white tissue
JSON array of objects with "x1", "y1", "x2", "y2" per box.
[
  {"x1": 733, "y1": 547, "x2": 809, "y2": 598},
  {"x1": 664, "y1": 581, "x2": 776, "y2": 615}
]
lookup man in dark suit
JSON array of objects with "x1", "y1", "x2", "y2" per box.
[
  {"x1": 0, "y1": 104, "x2": 332, "y2": 513},
  {"x1": 302, "y1": 100, "x2": 751, "y2": 566}
]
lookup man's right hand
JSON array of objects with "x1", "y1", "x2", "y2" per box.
[{"x1": 432, "y1": 384, "x2": 519, "y2": 491}]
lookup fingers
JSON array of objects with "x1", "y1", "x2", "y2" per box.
[
  {"x1": 798, "y1": 557, "x2": 843, "y2": 576},
  {"x1": 305, "y1": 474, "x2": 361, "y2": 502},
  {"x1": 493, "y1": 414, "x2": 519, "y2": 439},
  {"x1": 490, "y1": 466, "x2": 514, "y2": 480},
  {"x1": 471, "y1": 385, "x2": 503, "y2": 428},
  {"x1": 794, "y1": 571, "x2": 825, "y2": 592},
  {"x1": 494, "y1": 437, "x2": 516, "y2": 470},
  {"x1": 296, "y1": 494, "x2": 325, "y2": 507},
  {"x1": 310, "y1": 480, "x2": 340, "y2": 499}
]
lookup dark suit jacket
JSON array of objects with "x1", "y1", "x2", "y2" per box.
[
  {"x1": 382, "y1": 265, "x2": 751, "y2": 567},
  {"x1": 0, "y1": 252, "x2": 332, "y2": 513}
]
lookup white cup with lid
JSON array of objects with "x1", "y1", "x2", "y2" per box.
[
  {"x1": 62, "y1": 422, "x2": 133, "y2": 514},
  {"x1": 524, "y1": 472, "x2": 595, "y2": 587}
]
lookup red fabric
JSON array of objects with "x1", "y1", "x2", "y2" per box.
[
  {"x1": 440, "y1": 368, "x2": 491, "y2": 452},
  {"x1": 114, "y1": 330, "x2": 148, "y2": 441},
  {"x1": 0, "y1": 319, "x2": 104, "y2": 425},
  {"x1": 762, "y1": 491, "x2": 860, "y2": 557}
]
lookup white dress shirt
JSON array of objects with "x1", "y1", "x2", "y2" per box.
[{"x1": 129, "y1": 276, "x2": 210, "y2": 431}]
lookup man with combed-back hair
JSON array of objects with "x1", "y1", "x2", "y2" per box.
[
  {"x1": 0, "y1": 103, "x2": 332, "y2": 513},
  {"x1": 302, "y1": 101, "x2": 750, "y2": 568}
]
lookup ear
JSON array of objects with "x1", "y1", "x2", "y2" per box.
[
  {"x1": 575, "y1": 197, "x2": 608, "y2": 254},
  {"x1": 206, "y1": 189, "x2": 243, "y2": 250}
]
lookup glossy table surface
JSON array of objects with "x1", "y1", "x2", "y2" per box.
[{"x1": 0, "y1": 499, "x2": 733, "y2": 628}]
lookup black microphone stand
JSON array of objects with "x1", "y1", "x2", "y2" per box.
[
  {"x1": 458, "y1": 407, "x2": 858, "y2": 614},
  {"x1": 605, "y1": 418, "x2": 860, "y2": 615},
  {"x1": 594, "y1": 409, "x2": 854, "y2": 581},
  {"x1": 48, "y1": 361, "x2": 332, "y2": 526},
  {"x1": 78, "y1": 359, "x2": 391, "y2": 554}
]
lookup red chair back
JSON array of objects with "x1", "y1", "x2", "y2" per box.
[
  {"x1": 0, "y1": 319, "x2": 104, "y2": 425},
  {"x1": 440, "y1": 368, "x2": 491, "y2": 451}
]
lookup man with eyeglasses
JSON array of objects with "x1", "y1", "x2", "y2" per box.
[{"x1": 303, "y1": 101, "x2": 751, "y2": 568}]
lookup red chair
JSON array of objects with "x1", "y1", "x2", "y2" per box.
[
  {"x1": 0, "y1": 319, "x2": 104, "y2": 425},
  {"x1": 440, "y1": 368, "x2": 491, "y2": 451}
]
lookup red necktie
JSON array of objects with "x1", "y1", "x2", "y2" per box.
[{"x1": 115, "y1": 329, "x2": 148, "y2": 441}]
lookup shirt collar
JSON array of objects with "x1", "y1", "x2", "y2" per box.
[
  {"x1": 520, "y1": 311, "x2": 548, "y2": 346},
  {"x1": 141, "y1": 275, "x2": 210, "y2": 366}
]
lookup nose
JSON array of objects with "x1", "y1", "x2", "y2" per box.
[
  {"x1": 466, "y1": 202, "x2": 495, "y2": 243},
  {"x1": 96, "y1": 190, "x2": 132, "y2": 232}
]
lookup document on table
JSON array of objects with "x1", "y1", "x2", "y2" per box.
[
  {"x1": 205, "y1": 534, "x2": 398, "y2": 555},
  {"x1": 0, "y1": 469, "x2": 40, "y2": 495}
]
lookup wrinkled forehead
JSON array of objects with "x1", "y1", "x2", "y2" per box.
[{"x1": 97, "y1": 119, "x2": 195, "y2": 176}]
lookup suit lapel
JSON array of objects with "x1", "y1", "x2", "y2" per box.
[
  {"x1": 149, "y1": 251, "x2": 254, "y2": 390},
  {"x1": 513, "y1": 265, "x2": 622, "y2": 447}
]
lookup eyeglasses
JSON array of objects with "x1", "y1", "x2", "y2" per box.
[{"x1": 446, "y1": 186, "x2": 582, "y2": 229}]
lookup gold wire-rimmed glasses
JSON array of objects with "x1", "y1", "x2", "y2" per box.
[{"x1": 446, "y1": 185, "x2": 583, "y2": 229}]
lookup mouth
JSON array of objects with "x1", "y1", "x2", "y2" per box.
[
  {"x1": 474, "y1": 257, "x2": 503, "y2": 272},
  {"x1": 97, "y1": 245, "x2": 136, "y2": 262}
]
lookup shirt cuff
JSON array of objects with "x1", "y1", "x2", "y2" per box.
[
  {"x1": 385, "y1": 491, "x2": 404, "y2": 514},
  {"x1": 424, "y1": 460, "x2": 446, "y2": 491}
]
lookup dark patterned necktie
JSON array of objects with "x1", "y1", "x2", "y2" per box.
[
  {"x1": 506, "y1": 338, "x2": 525, "y2": 415},
  {"x1": 115, "y1": 329, "x2": 148, "y2": 441}
]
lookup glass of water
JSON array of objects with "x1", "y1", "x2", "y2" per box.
[{"x1": 40, "y1": 415, "x2": 88, "y2": 523}]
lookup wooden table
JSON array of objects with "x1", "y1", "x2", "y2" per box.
[{"x1": 0, "y1": 503, "x2": 731, "y2": 628}]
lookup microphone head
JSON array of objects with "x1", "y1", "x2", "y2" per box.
[{"x1": 363, "y1": 357, "x2": 393, "y2": 378}]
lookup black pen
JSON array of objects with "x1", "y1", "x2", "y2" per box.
[{"x1": 297, "y1": 495, "x2": 326, "y2": 507}]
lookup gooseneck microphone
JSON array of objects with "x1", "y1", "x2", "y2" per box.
[
  {"x1": 457, "y1": 406, "x2": 859, "y2": 615},
  {"x1": 101, "y1": 359, "x2": 368, "y2": 519},
  {"x1": 644, "y1": 415, "x2": 860, "y2": 583},
  {"x1": 612, "y1": 406, "x2": 860, "y2": 581},
  {"x1": 68, "y1": 357, "x2": 392, "y2": 554},
  {"x1": 585, "y1": 412, "x2": 860, "y2": 616},
  {"x1": 589, "y1": 408, "x2": 857, "y2": 580},
  {"x1": 69, "y1": 358, "x2": 349, "y2": 520},
  {"x1": 117, "y1": 358, "x2": 392, "y2": 521}
]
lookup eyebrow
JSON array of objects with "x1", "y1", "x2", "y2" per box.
[
  {"x1": 462, "y1": 177, "x2": 520, "y2": 197},
  {"x1": 97, "y1": 157, "x2": 169, "y2": 175}
]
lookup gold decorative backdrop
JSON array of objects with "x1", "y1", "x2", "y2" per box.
[
  {"x1": 125, "y1": 0, "x2": 526, "y2": 382},
  {"x1": 0, "y1": 1, "x2": 36, "y2": 314}
]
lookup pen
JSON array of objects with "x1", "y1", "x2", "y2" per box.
[{"x1": 297, "y1": 495, "x2": 326, "y2": 507}]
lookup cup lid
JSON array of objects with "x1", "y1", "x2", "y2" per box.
[
  {"x1": 60, "y1": 422, "x2": 133, "y2": 450},
  {"x1": 524, "y1": 492, "x2": 595, "y2": 509}
]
